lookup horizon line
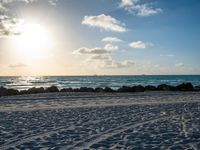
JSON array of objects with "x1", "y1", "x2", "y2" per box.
[{"x1": 0, "y1": 74, "x2": 200, "y2": 77}]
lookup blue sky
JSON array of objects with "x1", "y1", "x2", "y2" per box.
[{"x1": 0, "y1": 0, "x2": 200, "y2": 75}]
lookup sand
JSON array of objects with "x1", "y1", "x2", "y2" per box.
[{"x1": 0, "y1": 92, "x2": 200, "y2": 149}]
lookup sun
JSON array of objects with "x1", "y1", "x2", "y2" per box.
[{"x1": 13, "y1": 23, "x2": 52, "y2": 60}]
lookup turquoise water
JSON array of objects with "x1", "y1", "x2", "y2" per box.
[{"x1": 0, "y1": 75, "x2": 200, "y2": 90}]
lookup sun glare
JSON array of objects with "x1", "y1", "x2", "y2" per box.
[{"x1": 13, "y1": 23, "x2": 52, "y2": 60}]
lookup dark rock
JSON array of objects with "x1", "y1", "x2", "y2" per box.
[
  {"x1": 19, "y1": 90, "x2": 28, "y2": 95},
  {"x1": 87, "y1": 88, "x2": 95, "y2": 92},
  {"x1": 0, "y1": 82, "x2": 198, "y2": 96},
  {"x1": 0, "y1": 88, "x2": 19, "y2": 96},
  {"x1": 117, "y1": 86, "x2": 134, "y2": 92},
  {"x1": 94, "y1": 87, "x2": 104, "y2": 92},
  {"x1": 176, "y1": 82, "x2": 194, "y2": 91},
  {"x1": 132, "y1": 85, "x2": 145, "y2": 92},
  {"x1": 145, "y1": 85, "x2": 157, "y2": 91},
  {"x1": 45, "y1": 86, "x2": 59, "y2": 93},
  {"x1": 103, "y1": 87, "x2": 114, "y2": 92},
  {"x1": 79, "y1": 87, "x2": 94, "y2": 92},
  {"x1": 169, "y1": 86, "x2": 177, "y2": 91},
  {"x1": 73, "y1": 88, "x2": 80, "y2": 92},
  {"x1": 0, "y1": 87, "x2": 7, "y2": 96},
  {"x1": 194, "y1": 85, "x2": 200, "y2": 91},
  {"x1": 27, "y1": 87, "x2": 44, "y2": 94},
  {"x1": 157, "y1": 84, "x2": 177, "y2": 91},
  {"x1": 157, "y1": 84, "x2": 170, "y2": 91},
  {"x1": 78, "y1": 87, "x2": 86, "y2": 92},
  {"x1": 6, "y1": 89, "x2": 19, "y2": 95},
  {"x1": 60, "y1": 88, "x2": 73, "y2": 92},
  {"x1": 0, "y1": 87, "x2": 19, "y2": 96}
]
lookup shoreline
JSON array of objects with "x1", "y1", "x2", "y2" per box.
[{"x1": 1, "y1": 91, "x2": 200, "y2": 112}]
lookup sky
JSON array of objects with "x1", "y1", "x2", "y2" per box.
[{"x1": 0, "y1": 0, "x2": 200, "y2": 76}]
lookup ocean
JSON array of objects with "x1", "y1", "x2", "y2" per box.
[{"x1": 0, "y1": 75, "x2": 200, "y2": 90}]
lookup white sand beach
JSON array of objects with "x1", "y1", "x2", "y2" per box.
[{"x1": 0, "y1": 92, "x2": 200, "y2": 149}]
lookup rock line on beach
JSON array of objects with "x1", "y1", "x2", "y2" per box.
[{"x1": 0, "y1": 82, "x2": 200, "y2": 96}]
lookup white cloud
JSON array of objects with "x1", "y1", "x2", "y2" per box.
[
  {"x1": 0, "y1": 15, "x2": 24, "y2": 37},
  {"x1": 101, "y1": 59, "x2": 134, "y2": 69},
  {"x1": 132, "y1": 4, "x2": 162, "y2": 16},
  {"x1": 87, "y1": 54, "x2": 134, "y2": 69},
  {"x1": 0, "y1": 3, "x2": 7, "y2": 12},
  {"x1": 102, "y1": 37, "x2": 122, "y2": 43},
  {"x1": 120, "y1": 0, "x2": 138, "y2": 7},
  {"x1": 0, "y1": 0, "x2": 58, "y2": 12},
  {"x1": 0, "y1": 0, "x2": 58, "y2": 37},
  {"x1": 160, "y1": 54, "x2": 175, "y2": 57},
  {"x1": 154, "y1": 64, "x2": 160, "y2": 68},
  {"x1": 129, "y1": 41, "x2": 146, "y2": 49},
  {"x1": 88, "y1": 54, "x2": 111, "y2": 60},
  {"x1": 120, "y1": 0, "x2": 162, "y2": 16},
  {"x1": 175, "y1": 63, "x2": 184, "y2": 68},
  {"x1": 74, "y1": 46, "x2": 134, "y2": 69},
  {"x1": 48, "y1": 0, "x2": 58, "y2": 6},
  {"x1": 0, "y1": 0, "x2": 56, "y2": 4},
  {"x1": 0, "y1": 0, "x2": 36, "y2": 8},
  {"x1": 104, "y1": 43, "x2": 118, "y2": 51},
  {"x1": 73, "y1": 44, "x2": 118, "y2": 56},
  {"x1": 73, "y1": 47, "x2": 110, "y2": 55},
  {"x1": 82, "y1": 14, "x2": 126, "y2": 32},
  {"x1": 118, "y1": 60, "x2": 134, "y2": 68},
  {"x1": 8, "y1": 62, "x2": 27, "y2": 68},
  {"x1": 129, "y1": 41, "x2": 153, "y2": 49}
]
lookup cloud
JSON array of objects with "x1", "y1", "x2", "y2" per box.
[
  {"x1": 2, "y1": 0, "x2": 35, "y2": 3},
  {"x1": 0, "y1": 0, "x2": 57, "y2": 5},
  {"x1": 129, "y1": 41, "x2": 153, "y2": 49},
  {"x1": 154, "y1": 64, "x2": 160, "y2": 68},
  {"x1": 73, "y1": 47, "x2": 110, "y2": 55},
  {"x1": 0, "y1": 0, "x2": 58, "y2": 37},
  {"x1": 0, "y1": 0, "x2": 58, "y2": 12},
  {"x1": 8, "y1": 62, "x2": 27, "y2": 68},
  {"x1": 175, "y1": 63, "x2": 184, "y2": 68},
  {"x1": 0, "y1": 15, "x2": 24, "y2": 37},
  {"x1": 88, "y1": 54, "x2": 111, "y2": 60},
  {"x1": 120, "y1": 0, "x2": 138, "y2": 7},
  {"x1": 102, "y1": 37, "x2": 122, "y2": 43},
  {"x1": 0, "y1": 0, "x2": 36, "y2": 11},
  {"x1": 116, "y1": 60, "x2": 134, "y2": 68},
  {"x1": 74, "y1": 46, "x2": 134, "y2": 69},
  {"x1": 87, "y1": 54, "x2": 134, "y2": 69},
  {"x1": 120, "y1": 0, "x2": 162, "y2": 16},
  {"x1": 132, "y1": 4, "x2": 162, "y2": 16},
  {"x1": 129, "y1": 41, "x2": 146, "y2": 49},
  {"x1": 101, "y1": 59, "x2": 134, "y2": 69},
  {"x1": 104, "y1": 44, "x2": 118, "y2": 51},
  {"x1": 82, "y1": 14, "x2": 126, "y2": 32},
  {"x1": 48, "y1": 0, "x2": 58, "y2": 6},
  {"x1": 73, "y1": 44, "x2": 119, "y2": 55},
  {"x1": 160, "y1": 54, "x2": 175, "y2": 57},
  {"x1": 0, "y1": 3, "x2": 7, "y2": 12}
]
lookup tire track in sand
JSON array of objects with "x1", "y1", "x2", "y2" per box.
[{"x1": 62, "y1": 116, "x2": 170, "y2": 150}]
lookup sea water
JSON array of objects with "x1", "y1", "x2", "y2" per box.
[{"x1": 0, "y1": 75, "x2": 200, "y2": 90}]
